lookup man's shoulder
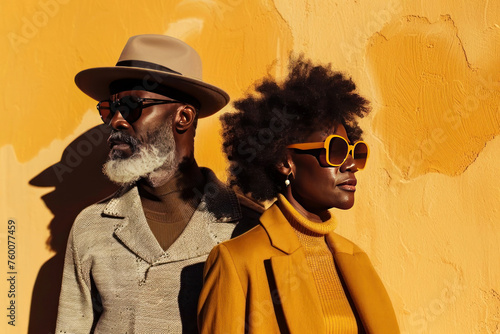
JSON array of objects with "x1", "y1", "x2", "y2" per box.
[
  {"x1": 76, "y1": 187, "x2": 123, "y2": 217},
  {"x1": 71, "y1": 187, "x2": 129, "y2": 231},
  {"x1": 71, "y1": 202, "x2": 110, "y2": 236},
  {"x1": 198, "y1": 168, "x2": 260, "y2": 222},
  {"x1": 236, "y1": 193, "x2": 265, "y2": 215},
  {"x1": 231, "y1": 193, "x2": 265, "y2": 237}
]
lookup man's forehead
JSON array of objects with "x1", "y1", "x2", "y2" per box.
[{"x1": 109, "y1": 78, "x2": 200, "y2": 110}]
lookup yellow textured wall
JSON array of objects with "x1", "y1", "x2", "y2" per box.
[{"x1": 1, "y1": 0, "x2": 498, "y2": 333}]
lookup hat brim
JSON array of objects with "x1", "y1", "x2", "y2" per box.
[{"x1": 75, "y1": 66, "x2": 229, "y2": 118}]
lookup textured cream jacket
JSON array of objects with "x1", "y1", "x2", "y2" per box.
[
  {"x1": 198, "y1": 202, "x2": 400, "y2": 334},
  {"x1": 56, "y1": 169, "x2": 248, "y2": 334}
]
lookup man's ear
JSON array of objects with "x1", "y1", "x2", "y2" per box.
[
  {"x1": 276, "y1": 151, "x2": 294, "y2": 177},
  {"x1": 174, "y1": 105, "x2": 197, "y2": 132}
]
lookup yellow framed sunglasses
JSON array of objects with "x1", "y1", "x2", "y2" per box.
[{"x1": 287, "y1": 135, "x2": 369, "y2": 169}]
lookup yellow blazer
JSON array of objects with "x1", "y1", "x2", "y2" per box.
[{"x1": 198, "y1": 203, "x2": 400, "y2": 334}]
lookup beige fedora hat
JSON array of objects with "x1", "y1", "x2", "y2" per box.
[{"x1": 75, "y1": 34, "x2": 229, "y2": 118}]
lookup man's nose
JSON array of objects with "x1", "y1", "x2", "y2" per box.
[{"x1": 109, "y1": 110, "x2": 131, "y2": 130}]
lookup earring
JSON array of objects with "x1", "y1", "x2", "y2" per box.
[{"x1": 285, "y1": 173, "x2": 292, "y2": 187}]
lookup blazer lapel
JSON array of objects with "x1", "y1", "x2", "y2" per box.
[
  {"x1": 327, "y1": 233, "x2": 398, "y2": 334},
  {"x1": 261, "y1": 204, "x2": 325, "y2": 334},
  {"x1": 103, "y1": 186, "x2": 164, "y2": 264},
  {"x1": 262, "y1": 205, "x2": 398, "y2": 333},
  {"x1": 270, "y1": 251, "x2": 326, "y2": 334}
]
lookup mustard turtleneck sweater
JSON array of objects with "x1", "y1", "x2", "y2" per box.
[
  {"x1": 138, "y1": 170, "x2": 202, "y2": 251},
  {"x1": 277, "y1": 194, "x2": 358, "y2": 334}
]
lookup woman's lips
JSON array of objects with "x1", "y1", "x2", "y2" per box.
[
  {"x1": 337, "y1": 178, "x2": 357, "y2": 192},
  {"x1": 338, "y1": 184, "x2": 356, "y2": 192}
]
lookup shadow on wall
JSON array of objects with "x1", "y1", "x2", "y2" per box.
[{"x1": 28, "y1": 125, "x2": 118, "y2": 334}]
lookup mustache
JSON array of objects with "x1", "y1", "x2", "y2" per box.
[{"x1": 109, "y1": 130, "x2": 141, "y2": 149}]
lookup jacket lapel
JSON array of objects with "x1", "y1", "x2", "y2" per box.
[
  {"x1": 261, "y1": 205, "x2": 325, "y2": 334},
  {"x1": 327, "y1": 233, "x2": 397, "y2": 334},
  {"x1": 155, "y1": 169, "x2": 241, "y2": 264},
  {"x1": 103, "y1": 186, "x2": 164, "y2": 264},
  {"x1": 270, "y1": 252, "x2": 326, "y2": 334},
  {"x1": 103, "y1": 169, "x2": 242, "y2": 265}
]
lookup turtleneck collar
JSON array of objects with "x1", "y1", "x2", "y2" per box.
[{"x1": 277, "y1": 193, "x2": 337, "y2": 236}]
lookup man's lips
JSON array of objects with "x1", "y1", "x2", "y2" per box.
[
  {"x1": 107, "y1": 139, "x2": 134, "y2": 157},
  {"x1": 108, "y1": 139, "x2": 130, "y2": 150},
  {"x1": 111, "y1": 143, "x2": 131, "y2": 150},
  {"x1": 337, "y1": 177, "x2": 357, "y2": 191}
]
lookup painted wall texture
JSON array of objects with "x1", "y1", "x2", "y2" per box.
[{"x1": 1, "y1": 0, "x2": 498, "y2": 333}]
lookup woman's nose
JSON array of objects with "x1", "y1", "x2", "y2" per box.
[{"x1": 339, "y1": 150, "x2": 358, "y2": 173}]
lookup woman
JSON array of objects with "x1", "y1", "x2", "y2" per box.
[{"x1": 198, "y1": 57, "x2": 399, "y2": 333}]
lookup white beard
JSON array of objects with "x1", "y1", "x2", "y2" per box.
[{"x1": 103, "y1": 123, "x2": 178, "y2": 186}]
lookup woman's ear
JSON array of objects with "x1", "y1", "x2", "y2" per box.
[
  {"x1": 174, "y1": 105, "x2": 197, "y2": 133},
  {"x1": 277, "y1": 151, "x2": 294, "y2": 177}
]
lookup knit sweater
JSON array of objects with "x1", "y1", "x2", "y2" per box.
[{"x1": 277, "y1": 194, "x2": 358, "y2": 334}]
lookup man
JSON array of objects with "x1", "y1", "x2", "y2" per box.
[{"x1": 56, "y1": 34, "x2": 262, "y2": 333}]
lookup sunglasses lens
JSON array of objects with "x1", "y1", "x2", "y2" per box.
[
  {"x1": 328, "y1": 136, "x2": 349, "y2": 165},
  {"x1": 97, "y1": 101, "x2": 112, "y2": 124},
  {"x1": 113, "y1": 96, "x2": 142, "y2": 123},
  {"x1": 97, "y1": 97, "x2": 143, "y2": 124},
  {"x1": 353, "y1": 142, "x2": 368, "y2": 169}
]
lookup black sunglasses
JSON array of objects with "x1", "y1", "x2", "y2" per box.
[{"x1": 96, "y1": 96, "x2": 182, "y2": 124}]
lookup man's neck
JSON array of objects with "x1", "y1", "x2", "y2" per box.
[
  {"x1": 138, "y1": 159, "x2": 204, "y2": 200},
  {"x1": 137, "y1": 160, "x2": 205, "y2": 251}
]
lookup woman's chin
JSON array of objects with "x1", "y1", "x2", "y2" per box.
[{"x1": 332, "y1": 199, "x2": 355, "y2": 210}]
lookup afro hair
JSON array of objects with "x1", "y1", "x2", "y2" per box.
[{"x1": 221, "y1": 56, "x2": 370, "y2": 201}]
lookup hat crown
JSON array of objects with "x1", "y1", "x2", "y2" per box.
[
  {"x1": 75, "y1": 34, "x2": 229, "y2": 117},
  {"x1": 117, "y1": 34, "x2": 203, "y2": 80}
]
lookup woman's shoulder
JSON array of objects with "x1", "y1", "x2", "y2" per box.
[
  {"x1": 214, "y1": 223, "x2": 281, "y2": 260},
  {"x1": 327, "y1": 232, "x2": 367, "y2": 256}
]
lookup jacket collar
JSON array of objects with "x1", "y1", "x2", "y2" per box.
[
  {"x1": 101, "y1": 168, "x2": 241, "y2": 264},
  {"x1": 258, "y1": 203, "x2": 302, "y2": 254},
  {"x1": 260, "y1": 203, "x2": 324, "y2": 333},
  {"x1": 261, "y1": 202, "x2": 368, "y2": 333},
  {"x1": 102, "y1": 168, "x2": 241, "y2": 220},
  {"x1": 327, "y1": 233, "x2": 399, "y2": 333}
]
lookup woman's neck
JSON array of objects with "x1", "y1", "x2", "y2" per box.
[{"x1": 281, "y1": 186, "x2": 330, "y2": 223}]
